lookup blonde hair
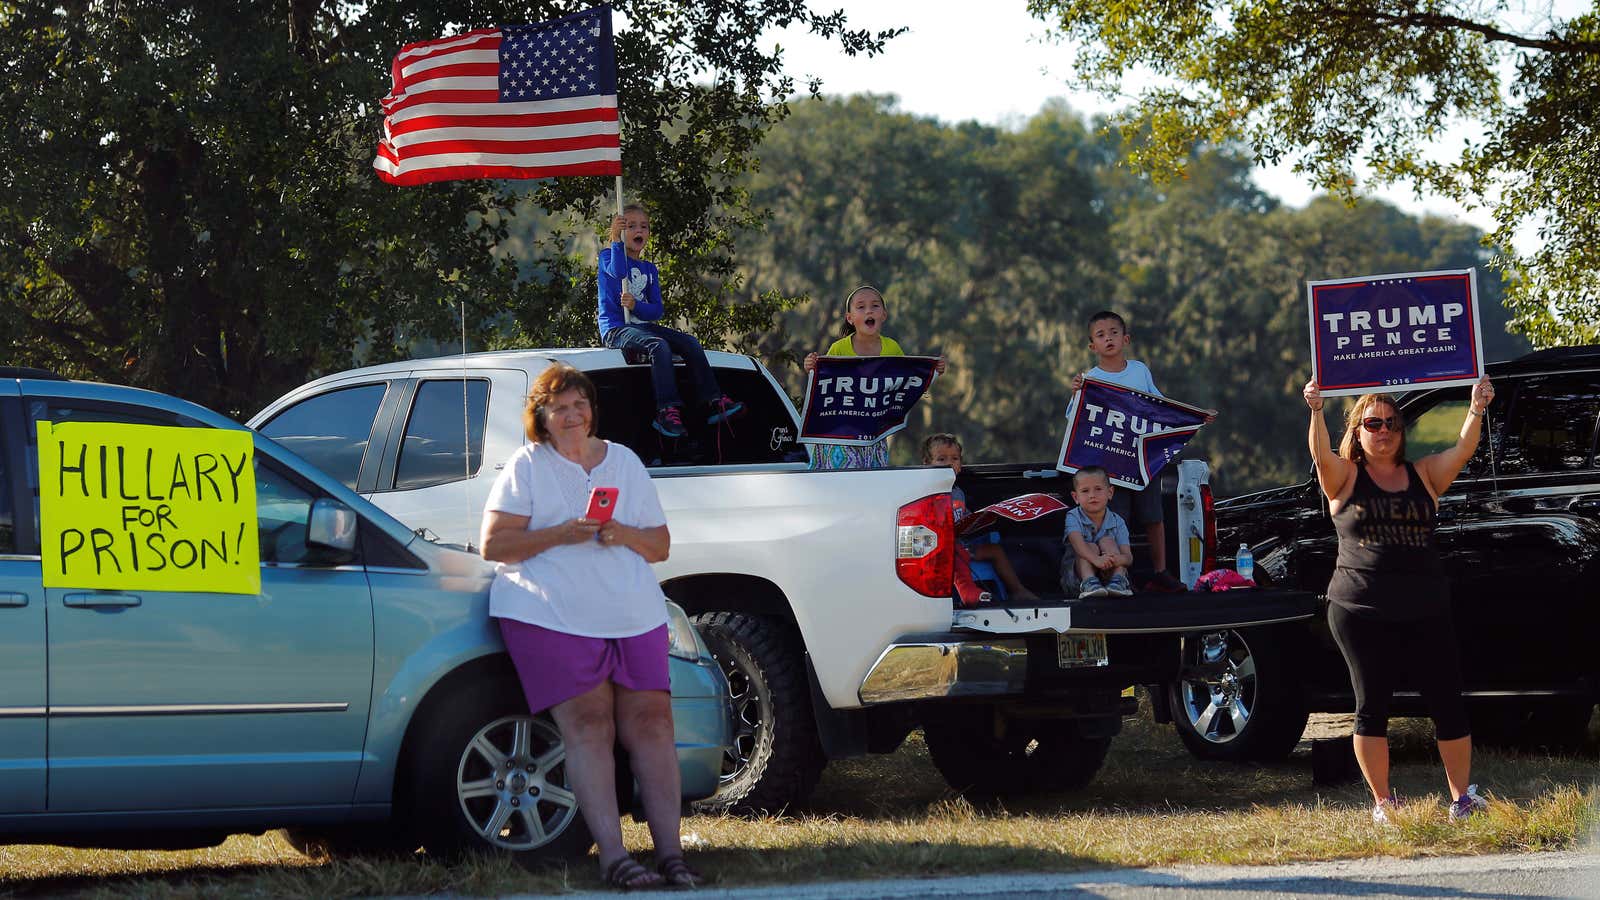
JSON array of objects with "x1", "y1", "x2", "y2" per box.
[
  {"x1": 921, "y1": 432, "x2": 961, "y2": 464},
  {"x1": 1338, "y1": 393, "x2": 1406, "y2": 465},
  {"x1": 523, "y1": 364, "x2": 599, "y2": 443}
]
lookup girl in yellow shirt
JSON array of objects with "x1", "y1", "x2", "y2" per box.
[{"x1": 803, "y1": 285, "x2": 945, "y2": 469}]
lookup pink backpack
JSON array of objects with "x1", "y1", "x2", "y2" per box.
[{"x1": 1194, "y1": 569, "x2": 1257, "y2": 592}]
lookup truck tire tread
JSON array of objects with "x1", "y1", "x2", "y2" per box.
[{"x1": 692, "y1": 612, "x2": 825, "y2": 814}]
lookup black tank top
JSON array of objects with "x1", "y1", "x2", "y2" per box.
[{"x1": 1326, "y1": 462, "x2": 1448, "y2": 620}]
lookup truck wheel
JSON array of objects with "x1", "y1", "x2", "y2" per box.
[
  {"x1": 406, "y1": 683, "x2": 594, "y2": 868},
  {"x1": 1169, "y1": 627, "x2": 1307, "y2": 762},
  {"x1": 923, "y1": 708, "x2": 1113, "y2": 798},
  {"x1": 691, "y1": 612, "x2": 824, "y2": 814}
]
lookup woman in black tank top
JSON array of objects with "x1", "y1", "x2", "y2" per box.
[{"x1": 1304, "y1": 376, "x2": 1495, "y2": 824}]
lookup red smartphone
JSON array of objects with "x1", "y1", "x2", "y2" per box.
[{"x1": 584, "y1": 486, "x2": 619, "y2": 523}]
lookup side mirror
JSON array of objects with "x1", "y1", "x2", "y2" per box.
[{"x1": 307, "y1": 498, "x2": 358, "y2": 555}]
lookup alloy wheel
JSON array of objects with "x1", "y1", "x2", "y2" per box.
[
  {"x1": 455, "y1": 715, "x2": 580, "y2": 851},
  {"x1": 1176, "y1": 630, "x2": 1259, "y2": 744},
  {"x1": 712, "y1": 648, "x2": 765, "y2": 784}
]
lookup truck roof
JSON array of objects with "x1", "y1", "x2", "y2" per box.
[
  {"x1": 1489, "y1": 344, "x2": 1600, "y2": 375},
  {"x1": 276, "y1": 346, "x2": 761, "y2": 396}
]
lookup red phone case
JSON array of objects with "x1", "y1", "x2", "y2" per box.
[{"x1": 585, "y1": 487, "x2": 619, "y2": 523}]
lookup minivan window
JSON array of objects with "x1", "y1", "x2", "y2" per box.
[
  {"x1": 0, "y1": 413, "x2": 12, "y2": 554},
  {"x1": 256, "y1": 459, "x2": 318, "y2": 565},
  {"x1": 25, "y1": 401, "x2": 192, "y2": 548},
  {"x1": 588, "y1": 366, "x2": 805, "y2": 467},
  {"x1": 1494, "y1": 373, "x2": 1600, "y2": 475},
  {"x1": 393, "y1": 379, "x2": 489, "y2": 490},
  {"x1": 258, "y1": 385, "x2": 387, "y2": 489}
]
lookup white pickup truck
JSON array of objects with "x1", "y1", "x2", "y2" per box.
[{"x1": 251, "y1": 348, "x2": 1316, "y2": 809}]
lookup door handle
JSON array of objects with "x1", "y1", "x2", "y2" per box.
[
  {"x1": 63, "y1": 592, "x2": 142, "y2": 608},
  {"x1": 0, "y1": 592, "x2": 27, "y2": 608}
]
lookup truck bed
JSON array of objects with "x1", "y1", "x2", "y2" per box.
[{"x1": 955, "y1": 460, "x2": 1195, "y2": 597}]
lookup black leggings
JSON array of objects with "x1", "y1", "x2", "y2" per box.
[{"x1": 1327, "y1": 603, "x2": 1471, "y2": 740}]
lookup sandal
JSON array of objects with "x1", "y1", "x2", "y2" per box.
[
  {"x1": 656, "y1": 854, "x2": 703, "y2": 888},
  {"x1": 603, "y1": 855, "x2": 663, "y2": 890}
]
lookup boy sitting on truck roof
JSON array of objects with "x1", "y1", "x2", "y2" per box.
[{"x1": 598, "y1": 204, "x2": 743, "y2": 439}]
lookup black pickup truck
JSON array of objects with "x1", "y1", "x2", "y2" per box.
[{"x1": 1169, "y1": 346, "x2": 1600, "y2": 761}]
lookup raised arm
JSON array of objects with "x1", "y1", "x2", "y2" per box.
[
  {"x1": 1415, "y1": 378, "x2": 1494, "y2": 500},
  {"x1": 1305, "y1": 378, "x2": 1353, "y2": 503}
]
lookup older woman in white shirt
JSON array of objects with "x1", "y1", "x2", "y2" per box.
[{"x1": 480, "y1": 363, "x2": 698, "y2": 889}]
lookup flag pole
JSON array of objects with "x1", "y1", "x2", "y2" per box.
[{"x1": 615, "y1": 170, "x2": 633, "y2": 324}]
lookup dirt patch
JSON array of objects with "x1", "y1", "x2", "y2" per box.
[{"x1": 1303, "y1": 712, "x2": 1357, "y2": 741}]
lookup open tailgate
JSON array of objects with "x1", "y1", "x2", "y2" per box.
[{"x1": 952, "y1": 589, "x2": 1317, "y2": 635}]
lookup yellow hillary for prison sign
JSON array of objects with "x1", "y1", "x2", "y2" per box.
[{"x1": 38, "y1": 421, "x2": 260, "y2": 594}]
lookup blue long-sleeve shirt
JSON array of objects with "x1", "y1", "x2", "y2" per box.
[{"x1": 597, "y1": 242, "x2": 664, "y2": 339}]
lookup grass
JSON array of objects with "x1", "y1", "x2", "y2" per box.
[{"x1": 3, "y1": 707, "x2": 1596, "y2": 898}]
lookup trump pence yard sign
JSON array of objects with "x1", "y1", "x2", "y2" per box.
[{"x1": 1307, "y1": 268, "x2": 1486, "y2": 397}]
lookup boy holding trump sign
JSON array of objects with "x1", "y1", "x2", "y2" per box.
[{"x1": 1068, "y1": 310, "x2": 1215, "y2": 592}]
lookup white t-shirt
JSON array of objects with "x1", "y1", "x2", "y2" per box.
[
  {"x1": 484, "y1": 440, "x2": 668, "y2": 638},
  {"x1": 1087, "y1": 359, "x2": 1162, "y2": 397}
]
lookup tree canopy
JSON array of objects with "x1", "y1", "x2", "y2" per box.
[
  {"x1": 0, "y1": 1, "x2": 896, "y2": 416},
  {"x1": 1026, "y1": 0, "x2": 1600, "y2": 347},
  {"x1": 735, "y1": 95, "x2": 1527, "y2": 494}
]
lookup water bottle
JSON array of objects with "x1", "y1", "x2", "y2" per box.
[{"x1": 1235, "y1": 543, "x2": 1254, "y2": 583}]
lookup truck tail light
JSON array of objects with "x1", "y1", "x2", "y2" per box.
[
  {"x1": 1199, "y1": 484, "x2": 1218, "y2": 573},
  {"x1": 896, "y1": 493, "x2": 953, "y2": 598}
]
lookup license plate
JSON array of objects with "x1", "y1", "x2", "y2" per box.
[{"x1": 1057, "y1": 632, "x2": 1109, "y2": 668}]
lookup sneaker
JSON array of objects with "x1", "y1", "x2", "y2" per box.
[
  {"x1": 705, "y1": 395, "x2": 745, "y2": 424},
  {"x1": 1078, "y1": 576, "x2": 1109, "y2": 599},
  {"x1": 1448, "y1": 784, "x2": 1488, "y2": 822},
  {"x1": 1144, "y1": 570, "x2": 1187, "y2": 593},
  {"x1": 1105, "y1": 573, "x2": 1134, "y2": 597},
  {"x1": 1372, "y1": 794, "x2": 1402, "y2": 826},
  {"x1": 652, "y1": 405, "x2": 688, "y2": 438}
]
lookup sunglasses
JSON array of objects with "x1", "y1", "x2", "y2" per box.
[{"x1": 1360, "y1": 416, "x2": 1403, "y2": 433}]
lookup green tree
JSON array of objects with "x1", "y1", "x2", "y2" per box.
[
  {"x1": 1109, "y1": 178, "x2": 1528, "y2": 495},
  {"x1": 737, "y1": 95, "x2": 1124, "y2": 464},
  {"x1": 737, "y1": 95, "x2": 1527, "y2": 493},
  {"x1": 1026, "y1": 0, "x2": 1600, "y2": 347},
  {"x1": 0, "y1": 1, "x2": 897, "y2": 417}
]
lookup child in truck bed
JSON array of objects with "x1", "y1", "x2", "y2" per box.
[
  {"x1": 922, "y1": 433, "x2": 1038, "y2": 602},
  {"x1": 1060, "y1": 465, "x2": 1134, "y2": 598}
]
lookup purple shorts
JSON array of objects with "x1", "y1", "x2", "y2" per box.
[{"x1": 497, "y1": 618, "x2": 671, "y2": 714}]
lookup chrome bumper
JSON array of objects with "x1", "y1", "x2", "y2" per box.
[{"x1": 857, "y1": 638, "x2": 1028, "y2": 704}]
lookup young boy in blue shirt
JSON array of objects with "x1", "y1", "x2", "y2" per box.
[
  {"x1": 1061, "y1": 466, "x2": 1133, "y2": 598},
  {"x1": 599, "y1": 205, "x2": 743, "y2": 438},
  {"x1": 1069, "y1": 310, "x2": 1215, "y2": 592}
]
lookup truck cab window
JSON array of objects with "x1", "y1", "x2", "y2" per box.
[
  {"x1": 394, "y1": 379, "x2": 488, "y2": 490},
  {"x1": 588, "y1": 367, "x2": 805, "y2": 467},
  {"x1": 1494, "y1": 373, "x2": 1600, "y2": 475},
  {"x1": 258, "y1": 384, "x2": 387, "y2": 489}
]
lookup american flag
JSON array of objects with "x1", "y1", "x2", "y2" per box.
[{"x1": 374, "y1": 6, "x2": 620, "y2": 186}]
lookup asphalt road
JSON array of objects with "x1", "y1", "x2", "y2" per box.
[{"x1": 481, "y1": 850, "x2": 1600, "y2": 899}]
